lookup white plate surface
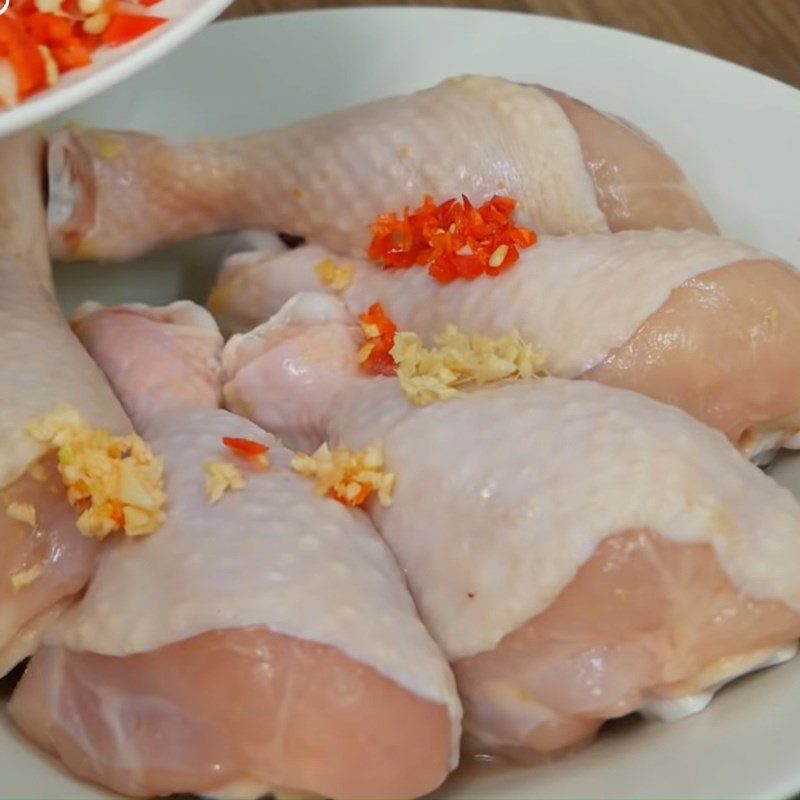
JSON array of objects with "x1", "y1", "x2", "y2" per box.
[
  {"x1": 0, "y1": 0, "x2": 233, "y2": 137},
  {"x1": 3, "y1": 8, "x2": 800, "y2": 799}
]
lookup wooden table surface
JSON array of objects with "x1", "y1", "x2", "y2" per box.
[{"x1": 224, "y1": 0, "x2": 800, "y2": 88}]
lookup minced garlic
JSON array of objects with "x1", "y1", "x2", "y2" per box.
[
  {"x1": 27, "y1": 462, "x2": 47, "y2": 483},
  {"x1": 38, "y1": 45, "x2": 60, "y2": 88},
  {"x1": 205, "y1": 461, "x2": 245, "y2": 504},
  {"x1": 291, "y1": 442, "x2": 394, "y2": 507},
  {"x1": 390, "y1": 325, "x2": 547, "y2": 406},
  {"x1": 6, "y1": 502, "x2": 36, "y2": 527},
  {"x1": 82, "y1": 11, "x2": 111, "y2": 35},
  {"x1": 315, "y1": 258, "x2": 354, "y2": 291},
  {"x1": 34, "y1": 0, "x2": 64, "y2": 13},
  {"x1": 78, "y1": 0, "x2": 103, "y2": 14},
  {"x1": 10, "y1": 564, "x2": 43, "y2": 592},
  {"x1": 26, "y1": 404, "x2": 165, "y2": 539}
]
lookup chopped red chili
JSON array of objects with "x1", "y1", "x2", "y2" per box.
[
  {"x1": 368, "y1": 194, "x2": 537, "y2": 284},
  {"x1": 222, "y1": 437, "x2": 270, "y2": 458}
]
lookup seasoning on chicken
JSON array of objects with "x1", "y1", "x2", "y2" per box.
[
  {"x1": 26, "y1": 403, "x2": 165, "y2": 538},
  {"x1": 0, "y1": 132, "x2": 132, "y2": 678},
  {"x1": 221, "y1": 331, "x2": 800, "y2": 757}
]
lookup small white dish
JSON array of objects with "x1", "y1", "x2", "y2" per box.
[{"x1": 0, "y1": 0, "x2": 233, "y2": 137}]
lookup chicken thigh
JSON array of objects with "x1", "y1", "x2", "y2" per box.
[{"x1": 214, "y1": 229, "x2": 800, "y2": 461}]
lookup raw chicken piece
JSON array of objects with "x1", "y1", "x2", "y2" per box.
[
  {"x1": 221, "y1": 355, "x2": 800, "y2": 755},
  {"x1": 214, "y1": 229, "x2": 800, "y2": 461},
  {"x1": 72, "y1": 301, "x2": 224, "y2": 429},
  {"x1": 47, "y1": 76, "x2": 716, "y2": 261},
  {"x1": 0, "y1": 133, "x2": 131, "y2": 677},
  {"x1": 10, "y1": 303, "x2": 460, "y2": 800},
  {"x1": 222, "y1": 294, "x2": 366, "y2": 453}
]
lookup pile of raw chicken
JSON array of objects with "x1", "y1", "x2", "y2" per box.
[{"x1": 3, "y1": 75, "x2": 800, "y2": 800}]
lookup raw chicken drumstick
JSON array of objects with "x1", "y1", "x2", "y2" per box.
[
  {"x1": 48, "y1": 76, "x2": 716, "y2": 261},
  {"x1": 221, "y1": 331, "x2": 800, "y2": 755},
  {"x1": 0, "y1": 134, "x2": 132, "y2": 677},
  {"x1": 212, "y1": 228, "x2": 800, "y2": 461},
  {"x1": 10, "y1": 302, "x2": 461, "y2": 800}
]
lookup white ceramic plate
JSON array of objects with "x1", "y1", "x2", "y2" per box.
[
  {"x1": 0, "y1": 0, "x2": 234, "y2": 137},
  {"x1": 3, "y1": 8, "x2": 800, "y2": 799}
]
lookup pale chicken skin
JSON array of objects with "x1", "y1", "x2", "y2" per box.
[
  {"x1": 221, "y1": 337, "x2": 800, "y2": 755},
  {"x1": 0, "y1": 134, "x2": 131, "y2": 677},
  {"x1": 212, "y1": 229, "x2": 800, "y2": 461},
  {"x1": 72, "y1": 301, "x2": 224, "y2": 430},
  {"x1": 10, "y1": 303, "x2": 461, "y2": 800},
  {"x1": 47, "y1": 76, "x2": 715, "y2": 261},
  {"x1": 223, "y1": 301, "x2": 366, "y2": 453}
]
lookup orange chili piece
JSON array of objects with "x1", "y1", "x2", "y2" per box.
[
  {"x1": 359, "y1": 302, "x2": 398, "y2": 376},
  {"x1": 222, "y1": 437, "x2": 270, "y2": 458},
  {"x1": 101, "y1": 13, "x2": 166, "y2": 47},
  {"x1": 0, "y1": 14, "x2": 46, "y2": 98},
  {"x1": 109, "y1": 499, "x2": 125, "y2": 527},
  {"x1": 368, "y1": 194, "x2": 537, "y2": 284}
]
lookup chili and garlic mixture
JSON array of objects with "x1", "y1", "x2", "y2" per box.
[
  {"x1": 26, "y1": 403, "x2": 165, "y2": 538},
  {"x1": 291, "y1": 441, "x2": 394, "y2": 508},
  {"x1": 204, "y1": 436, "x2": 271, "y2": 503},
  {"x1": 358, "y1": 302, "x2": 548, "y2": 406},
  {"x1": 0, "y1": 0, "x2": 167, "y2": 107}
]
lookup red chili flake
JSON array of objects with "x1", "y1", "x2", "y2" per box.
[
  {"x1": 358, "y1": 302, "x2": 398, "y2": 376},
  {"x1": 222, "y1": 437, "x2": 269, "y2": 458},
  {"x1": 101, "y1": 13, "x2": 166, "y2": 47},
  {"x1": 109, "y1": 499, "x2": 125, "y2": 527},
  {"x1": 367, "y1": 194, "x2": 537, "y2": 284}
]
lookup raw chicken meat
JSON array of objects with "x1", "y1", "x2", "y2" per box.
[
  {"x1": 0, "y1": 133, "x2": 131, "y2": 677},
  {"x1": 222, "y1": 294, "x2": 367, "y2": 454},
  {"x1": 10, "y1": 303, "x2": 461, "y2": 800},
  {"x1": 47, "y1": 76, "x2": 716, "y2": 261},
  {"x1": 72, "y1": 301, "x2": 224, "y2": 430},
  {"x1": 214, "y1": 229, "x2": 800, "y2": 461},
  {"x1": 220, "y1": 350, "x2": 800, "y2": 755}
]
